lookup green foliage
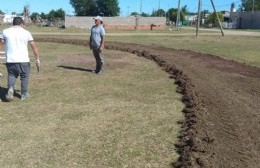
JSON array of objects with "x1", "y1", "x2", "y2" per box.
[
  {"x1": 167, "y1": 5, "x2": 187, "y2": 22},
  {"x1": 96, "y1": 0, "x2": 120, "y2": 16},
  {"x1": 131, "y1": 12, "x2": 139, "y2": 16},
  {"x1": 70, "y1": 0, "x2": 120, "y2": 16},
  {"x1": 30, "y1": 12, "x2": 40, "y2": 21},
  {"x1": 141, "y1": 12, "x2": 150, "y2": 17},
  {"x1": 47, "y1": 8, "x2": 65, "y2": 21},
  {"x1": 151, "y1": 9, "x2": 165, "y2": 17},
  {"x1": 70, "y1": 0, "x2": 97, "y2": 16},
  {"x1": 181, "y1": 5, "x2": 188, "y2": 16},
  {"x1": 168, "y1": 8, "x2": 178, "y2": 22},
  {"x1": 205, "y1": 12, "x2": 224, "y2": 27},
  {"x1": 0, "y1": 10, "x2": 4, "y2": 15},
  {"x1": 202, "y1": 10, "x2": 210, "y2": 16},
  {"x1": 241, "y1": 0, "x2": 260, "y2": 11},
  {"x1": 31, "y1": 10, "x2": 64, "y2": 22},
  {"x1": 130, "y1": 12, "x2": 150, "y2": 17},
  {"x1": 40, "y1": 12, "x2": 47, "y2": 20}
]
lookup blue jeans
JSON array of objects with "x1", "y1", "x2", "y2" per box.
[{"x1": 6, "y1": 63, "x2": 30, "y2": 95}]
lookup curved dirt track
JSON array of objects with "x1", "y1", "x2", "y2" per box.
[{"x1": 36, "y1": 38, "x2": 260, "y2": 168}]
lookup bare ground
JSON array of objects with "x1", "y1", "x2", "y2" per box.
[{"x1": 35, "y1": 38, "x2": 260, "y2": 168}]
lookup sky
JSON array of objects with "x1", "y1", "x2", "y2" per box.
[{"x1": 1, "y1": 0, "x2": 242, "y2": 16}]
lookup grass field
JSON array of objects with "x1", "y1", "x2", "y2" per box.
[
  {"x1": 0, "y1": 42, "x2": 184, "y2": 167},
  {"x1": 15, "y1": 25, "x2": 259, "y2": 67},
  {"x1": 0, "y1": 25, "x2": 259, "y2": 167}
]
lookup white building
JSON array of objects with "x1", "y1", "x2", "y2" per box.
[
  {"x1": 2, "y1": 15, "x2": 25, "y2": 23},
  {"x1": 3, "y1": 15, "x2": 17, "y2": 23}
]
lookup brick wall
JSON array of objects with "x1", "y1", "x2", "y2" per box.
[{"x1": 65, "y1": 16, "x2": 166, "y2": 30}]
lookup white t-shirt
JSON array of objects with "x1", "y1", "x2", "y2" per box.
[
  {"x1": 91, "y1": 25, "x2": 105, "y2": 48},
  {"x1": 1, "y1": 26, "x2": 33, "y2": 63}
]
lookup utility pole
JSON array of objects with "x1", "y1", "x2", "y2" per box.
[
  {"x1": 176, "y1": 0, "x2": 181, "y2": 30},
  {"x1": 158, "y1": 0, "x2": 161, "y2": 16},
  {"x1": 196, "y1": 0, "x2": 201, "y2": 37},
  {"x1": 209, "y1": 0, "x2": 224, "y2": 36},
  {"x1": 251, "y1": 0, "x2": 255, "y2": 28},
  {"x1": 140, "y1": 0, "x2": 143, "y2": 14},
  {"x1": 252, "y1": 0, "x2": 255, "y2": 14}
]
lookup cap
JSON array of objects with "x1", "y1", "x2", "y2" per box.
[{"x1": 93, "y1": 16, "x2": 103, "y2": 21}]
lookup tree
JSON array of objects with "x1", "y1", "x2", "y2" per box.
[
  {"x1": 0, "y1": 10, "x2": 5, "y2": 15},
  {"x1": 70, "y1": 0, "x2": 120, "y2": 16},
  {"x1": 201, "y1": 10, "x2": 210, "y2": 19},
  {"x1": 130, "y1": 12, "x2": 149, "y2": 17},
  {"x1": 141, "y1": 12, "x2": 150, "y2": 17},
  {"x1": 241, "y1": 0, "x2": 260, "y2": 11},
  {"x1": 130, "y1": 12, "x2": 139, "y2": 16},
  {"x1": 70, "y1": 0, "x2": 97, "y2": 16},
  {"x1": 181, "y1": 5, "x2": 188, "y2": 16},
  {"x1": 96, "y1": 0, "x2": 120, "y2": 16},
  {"x1": 231, "y1": 2, "x2": 235, "y2": 11},
  {"x1": 168, "y1": 8, "x2": 178, "y2": 22},
  {"x1": 48, "y1": 10, "x2": 56, "y2": 21},
  {"x1": 40, "y1": 12, "x2": 47, "y2": 20},
  {"x1": 151, "y1": 9, "x2": 165, "y2": 17},
  {"x1": 55, "y1": 8, "x2": 65, "y2": 20},
  {"x1": 167, "y1": 6, "x2": 187, "y2": 22},
  {"x1": 31, "y1": 12, "x2": 40, "y2": 21},
  {"x1": 48, "y1": 9, "x2": 65, "y2": 21},
  {"x1": 205, "y1": 12, "x2": 224, "y2": 27}
]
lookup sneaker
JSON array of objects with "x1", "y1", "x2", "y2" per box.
[
  {"x1": 5, "y1": 87, "x2": 14, "y2": 102},
  {"x1": 93, "y1": 70, "x2": 102, "y2": 75},
  {"x1": 21, "y1": 93, "x2": 30, "y2": 101},
  {"x1": 96, "y1": 69, "x2": 104, "y2": 75},
  {"x1": 96, "y1": 71, "x2": 102, "y2": 75}
]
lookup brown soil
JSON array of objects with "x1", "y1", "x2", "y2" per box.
[{"x1": 35, "y1": 38, "x2": 260, "y2": 168}]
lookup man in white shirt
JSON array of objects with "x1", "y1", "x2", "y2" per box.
[{"x1": 0, "y1": 17, "x2": 40, "y2": 101}]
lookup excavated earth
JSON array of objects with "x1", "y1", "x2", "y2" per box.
[{"x1": 36, "y1": 38, "x2": 260, "y2": 168}]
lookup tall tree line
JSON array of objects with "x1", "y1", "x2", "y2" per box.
[
  {"x1": 30, "y1": 9, "x2": 65, "y2": 22},
  {"x1": 70, "y1": 0, "x2": 120, "y2": 16},
  {"x1": 241, "y1": 0, "x2": 260, "y2": 11}
]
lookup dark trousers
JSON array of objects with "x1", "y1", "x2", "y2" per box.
[
  {"x1": 92, "y1": 48, "x2": 104, "y2": 73},
  {"x1": 6, "y1": 63, "x2": 30, "y2": 95}
]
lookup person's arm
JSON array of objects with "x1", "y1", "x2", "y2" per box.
[
  {"x1": 89, "y1": 35, "x2": 92, "y2": 50},
  {"x1": 99, "y1": 35, "x2": 105, "y2": 52},
  {"x1": 0, "y1": 34, "x2": 4, "y2": 51},
  {"x1": 0, "y1": 40, "x2": 4, "y2": 51},
  {"x1": 89, "y1": 27, "x2": 93, "y2": 50},
  {"x1": 29, "y1": 41, "x2": 40, "y2": 65}
]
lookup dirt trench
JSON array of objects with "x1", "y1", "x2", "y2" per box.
[{"x1": 35, "y1": 38, "x2": 260, "y2": 168}]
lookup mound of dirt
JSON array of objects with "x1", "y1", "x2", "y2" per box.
[{"x1": 36, "y1": 38, "x2": 260, "y2": 168}]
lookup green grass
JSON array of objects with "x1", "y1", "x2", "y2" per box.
[
  {"x1": 0, "y1": 43, "x2": 184, "y2": 167},
  {"x1": 12, "y1": 25, "x2": 258, "y2": 67}
]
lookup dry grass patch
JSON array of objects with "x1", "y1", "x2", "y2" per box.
[{"x1": 0, "y1": 43, "x2": 183, "y2": 167}]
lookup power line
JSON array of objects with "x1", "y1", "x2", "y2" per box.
[{"x1": 202, "y1": 0, "x2": 241, "y2": 8}]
